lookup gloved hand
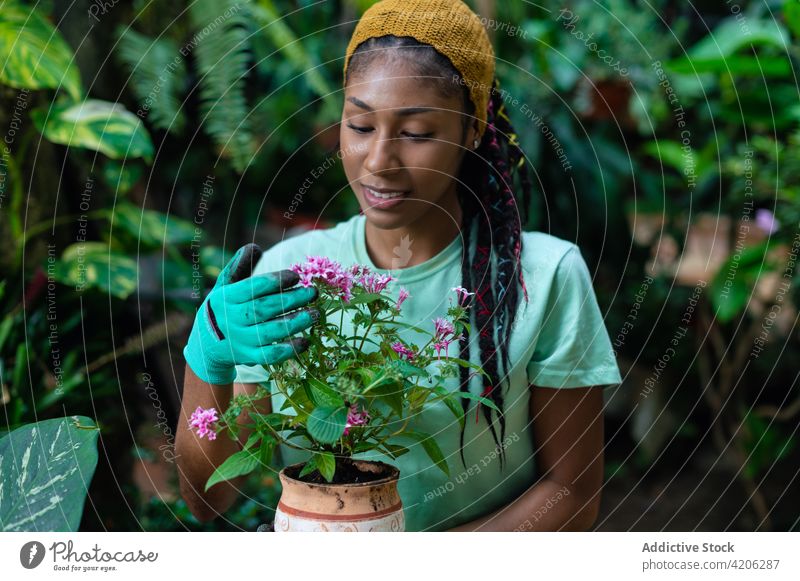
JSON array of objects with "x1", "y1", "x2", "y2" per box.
[{"x1": 183, "y1": 243, "x2": 319, "y2": 385}]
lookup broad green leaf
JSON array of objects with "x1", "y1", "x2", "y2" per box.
[
  {"x1": 397, "y1": 430, "x2": 449, "y2": 477},
  {"x1": 306, "y1": 406, "x2": 347, "y2": 445},
  {"x1": 315, "y1": 451, "x2": 336, "y2": 482},
  {"x1": 205, "y1": 449, "x2": 260, "y2": 491},
  {"x1": 0, "y1": 5, "x2": 82, "y2": 99},
  {"x1": 51, "y1": 242, "x2": 138, "y2": 299},
  {"x1": 370, "y1": 382, "x2": 404, "y2": 417},
  {"x1": 0, "y1": 416, "x2": 100, "y2": 531},
  {"x1": 113, "y1": 202, "x2": 197, "y2": 247},
  {"x1": 305, "y1": 377, "x2": 345, "y2": 408},
  {"x1": 100, "y1": 160, "x2": 143, "y2": 195},
  {"x1": 31, "y1": 99, "x2": 154, "y2": 162},
  {"x1": 390, "y1": 359, "x2": 429, "y2": 378}
]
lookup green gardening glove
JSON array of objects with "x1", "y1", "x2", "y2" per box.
[{"x1": 183, "y1": 243, "x2": 319, "y2": 385}]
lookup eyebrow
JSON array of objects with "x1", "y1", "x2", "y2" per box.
[{"x1": 346, "y1": 96, "x2": 437, "y2": 117}]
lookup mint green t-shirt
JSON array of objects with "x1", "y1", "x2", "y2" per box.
[{"x1": 234, "y1": 213, "x2": 622, "y2": 531}]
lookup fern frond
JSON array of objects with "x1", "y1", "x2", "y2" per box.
[
  {"x1": 188, "y1": 0, "x2": 254, "y2": 173},
  {"x1": 115, "y1": 27, "x2": 187, "y2": 134}
]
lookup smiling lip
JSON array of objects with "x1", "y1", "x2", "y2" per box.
[{"x1": 361, "y1": 184, "x2": 410, "y2": 210}]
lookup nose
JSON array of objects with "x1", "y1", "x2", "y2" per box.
[{"x1": 363, "y1": 132, "x2": 402, "y2": 177}]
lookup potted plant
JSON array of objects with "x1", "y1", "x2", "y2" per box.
[{"x1": 187, "y1": 256, "x2": 496, "y2": 531}]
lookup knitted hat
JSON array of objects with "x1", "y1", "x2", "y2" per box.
[{"x1": 343, "y1": 0, "x2": 495, "y2": 139}]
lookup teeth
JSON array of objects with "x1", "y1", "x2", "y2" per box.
[{"x1": 368, "y1": 188, "x2": 406, "y2": 200}]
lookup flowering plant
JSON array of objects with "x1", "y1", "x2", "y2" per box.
[{"x1": 191, "y1": 256, "x2": 496, "y2": 489}]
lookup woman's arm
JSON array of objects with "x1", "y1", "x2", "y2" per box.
[
  {"x1": 449, "y1": 385, "x2": 605, "y2": 532},
  {"x1": 175, "y1": 365, "x2": 271, "y2": 522}
]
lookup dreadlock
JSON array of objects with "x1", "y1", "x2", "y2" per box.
[{"x1": 344, "y1": 35, "x2": 532, "y2": 471}]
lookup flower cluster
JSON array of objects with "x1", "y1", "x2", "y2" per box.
[
  {"x1": 391, "y1": 341, "x2": 417, "y2": 361},
  {"x1": 291, "y1": 256, "x2": 357, "y2": 302},
  {"x1": 343, "y1": 404, "x2": 370, "y2": 436},
  {"x1": 290, "y1": 256, "x2": 397, "y2": 303},
  {"x1": 432, "y1": 317, "x2": 462, "y2": 359},
  {"x1": 189, "y1": 406, "x2": 219, "y2": 440}
]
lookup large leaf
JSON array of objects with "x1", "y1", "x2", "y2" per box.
[
  {"x1": 0, "y1": 5, "x2": 82, "y2": 99},
  {"x1": 305, "y1": 377, "x2": 345, "y2": 408},
  {"x1": 204, "y1": 448, "x2": 260, "y2": 492},
  {"x1": 306, "y1": 406, "x2": 348, "y2": 445},
  {"x1": 31, "y1": 99, "x2": 154, "y2": 162},
  {"x1": 113, "y1": 202, "x2": 197, "y2": 247},
  {"x1": 51, "y1": 242, "x2": 138, "y2": 299},
  {"x1": 0, "y1": 416, "x2": 100, "y2": 532}
]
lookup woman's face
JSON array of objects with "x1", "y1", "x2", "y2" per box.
[{"x1": 340, "y1": 59, "x2": 477, "y2": 230}]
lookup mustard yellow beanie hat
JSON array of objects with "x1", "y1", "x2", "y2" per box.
[{"x1": 343, "y1": 0, "x2": 496, "y2": 139}]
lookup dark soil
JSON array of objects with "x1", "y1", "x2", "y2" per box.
[{"x1": 287, "y1": 458, "x2": 395, "y2": 485}]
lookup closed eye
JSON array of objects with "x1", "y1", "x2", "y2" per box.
[{"x1": 346, "y1": 123, "x2": 433, "y2": 141}]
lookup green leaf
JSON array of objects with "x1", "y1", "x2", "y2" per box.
[
  {"x1": 370, "y1": 382, "x2": 404, "y2": 417},
  {"x1": 298, "y1": 458, "x2": 317, "y2": 479},
  {"x1": 315, "y1": 451, "x2": 336, "y2": 482},
  {"x1": 100, "y1": 160, "x2": 143, "y2": 195},
  {"x1": 389, "y1": 359, "x2": 429, "y2": 378},
  {"x1": 113, "y1": 202, "x2": 198, "y2": 247},
  {"x1": 51, "y1": 242, "x2": 138, "y2": 299},
  {"x1": 431, "y1": 385, "x2": 466, "y2": 430},
  {"x1": 709, "y1": 241, "x2": 773, "y2": 323},
  {"x1": 0, "y1": 5, "x2": 82, "y2": 99},
  {"x1": 0, "y1": 416, "x2": 100, "y2": 531},
  {"x1": 305, "y1": 377, "x2": 345, "y2": 408},
  {"x1": 31, "y1": 99, "x2": 154, "y2": 162},
  {"x1": 664, "y1": 55, "x2": 791, "y2": 77},
  {"x1": 379, "y1": 443, "x2": 410, "y2": 460},
  {"x1": 348, "y1": 292, "x2": 384, "y2": 306},
  {"x1": 306, "y1": 406, "x2": 348, "y2": 445},
  {"x1": 397, "y1": 430, "x2": 449, "y2": 477},
  {"x1": 204, "y1": 449, "x2": 260, "y2": 492},
  {"x1": 454, "y1": 391, "x2": 500, "y2": 412}
]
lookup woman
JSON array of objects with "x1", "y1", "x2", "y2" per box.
[{"x1": 176, "y1": 0, "x2": 622, "y2": 532}]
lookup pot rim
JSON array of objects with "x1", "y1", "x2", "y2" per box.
[{"x1": 279, "y1": 458, "x2": 400, "y2": 488}]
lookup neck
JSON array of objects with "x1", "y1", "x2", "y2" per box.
[{"x1": 364, "y1": 186, "x2": 463, "y2": 270}]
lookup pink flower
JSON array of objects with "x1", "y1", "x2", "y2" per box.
[
  {"x1": 432, "y1": 317, "x2": 462, "y2": 359},
  {"x1": 358, "y1": 271, "x2": 395, "y2": 294},
  {"x1": 189, "y1": 406, "x2": 219, "y2": 441},
  {"x1": 396, "y1": 287, "x2": 410, "y2": 310},
  {"x1": 755, "y1": 209, "x2": 779, "y2": 234},
  {"x1": 451, "y1": 286, "x2": 475, "y2": 306},
  {"x1": 291, "y1": 256, "x2": 356, "y2": 302},
  {"x1": 433, "y1": 317, "x2": 455, "y2": 338},
  {"x1": 343, "y1": 404, "x2": 370, "y2": 436},
  {"x1": 391, "y1": 341, "x2": 416, "y2": 361}
]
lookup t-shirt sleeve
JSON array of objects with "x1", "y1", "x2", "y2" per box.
[{"x1": 526, "y1": 245, "x2": 622, "y2": 389}]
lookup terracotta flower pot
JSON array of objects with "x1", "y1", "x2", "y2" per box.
[{"x1": 274, "y1": 459, "x2": 404, "y2": 532}]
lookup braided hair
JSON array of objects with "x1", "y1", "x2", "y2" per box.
[{"x1": 345, "y1": 36, "x2": 532, "y2": 470}]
